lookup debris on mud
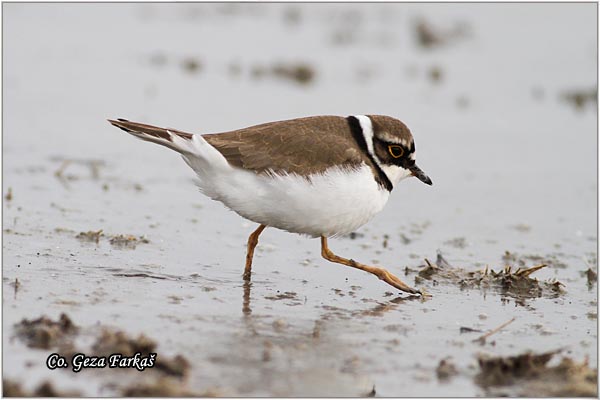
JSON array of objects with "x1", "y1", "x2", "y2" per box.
[
  {"x1": 14, "y1": 313, "x2": 78, "y2": 350},
  {"x1": 399, "y1": 233, "x2": 411, "y2": 244},
  {"x1": 476, "y1": 350, "x2": 598, "y2": 397},
  {"x1": 586, "y1": 312, "x2": 597, "y2": 320},
  {"x1": 182, "y1": 57, "x2": 202, "y2": 74},
  {"x1": 122, "y1": 378, "x2": 219, "y2": 397},
  {"x1": 5, "y1": 187, "x2": 13, "y2": 201},
  {"x1": 251, "y1": 62, "x2": 315, "y2": 85},
  {"x1": 471, "y1": 265, "x2": 564, "y2": 299},
  {"x1": 92, "y1": 328, "x2": 191, "y2": 378},
  {"x1": 345, "y1": 231, "x2": 365, "y2": 240},
  {"x1": 265, "y1": 291, "x2": 298, "y2": 301},
  {"x1": 583, "y1": 268, "x2": 597, "y2": 287},
  {"x1": 10, "y1": 278, "x2": 20, "y2": 298},
  {"x1": 272, "y1": 63, "x2": 315, "y2": 85},
  {"x1": 3, "y1": 228, "x2": 30, "y2": 236},
  {"x1": 473, "y1": 317, "x2": 516, "y2": 345},
  {"x1": 428, "y1": 65, "x2": 443, "y2": 84},
  {"x1": 113, "y1": 272, "x2": 167, "y2": 280},
  {"x1": 72, "y1": 229, "x2": 149, "y2": 249},
  {"x1": 155, "y1": 355, "x2": 191, "y2": 377},
  {"x1": 436, "y1": 358, "x2": 459, "y2": 381},
  {"x1": 414, "y1": 18, "x2": 469, "y2": 49},
  {"x1": 561, "y1": 88, "x2": 597, "y2": 111},
  {"x1": 443, "y1": 237, "x2": 467, "y2": 249},
  {"x1": 502, "y1": 250, "x2": 567, "y2": 269},
  {"x1": 2, "y1": 379, "x2": 24, "y2": 397},
  {"x1": 92, "y1": 329, "x2": 157, "y2": 356},
  {"x1": 52, "y1": 157, "x2": 105, "y2": 182},
  {"x1": 14, "y1": 314, "x2": 194, "y2": 379},
  {"x1": 3, "y1": 379, "x2": 81, "y2": 397},
  {"x1": 413, "y1": 252, "x2": 565, "y2": 300},
  {"x1": 414, "y1": 19, "x2": 443, "y2": 48},
  {"x1": 109, "y1": 234, "x2": 150, "y2": 249},
  {"x1": 76, "y1": 229, "x2": 103, "y2": 243},
  {"x1": 460, "y1": 326, "x2": 482, "y2": 334},
  {"x1": 511, "y1": 223, "x2": 532, "y2": 233}
]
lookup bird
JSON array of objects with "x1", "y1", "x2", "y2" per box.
[{"x1": 108, "y1": 115, "x2": 432, "y2": 295}]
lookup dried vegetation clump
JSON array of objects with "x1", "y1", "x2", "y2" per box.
[
  {"x1": 122, "y1": 378, "x2": 220, "y2": 397},
  {"x1": 76, "y1": 229, "x2": 103, "y2": 243},
  {"x1": 13, "y1": 312, "x2": 193, "y2": 394},
  {"x1": 92, "y1": 329, "x2": 157, "y2": 357},
  {"x1": 74, "y1": 230, "x2": 149, "y2": 249},
  {"x1": 3, "y1": 379, "x2": 81, "y2": 397},
  {"x1": 436, "y1": 358, "x2": 459, "y2": 381},
  {"x1": 109, "y1": 234, "x2": 150, "y2": 249},
  {"x1": 583, "y1": 267, "x2": 597, "y2": 287},
  {"x1": 413, "y1": 252, "x2": 564, "y2": 300},
  {"x1": 92, "y1": 328, "x2": 190, "y2": 377},
  {"x1": 476, "y1": 350, "x2": 598, "y2": 397},
  {"x1": 14, "y1": 313, "x2": 78, "y2": 350}
]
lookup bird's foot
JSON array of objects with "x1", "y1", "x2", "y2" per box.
[{"x1": 378, "y1": 269, "x2": 428, "y2": 297}]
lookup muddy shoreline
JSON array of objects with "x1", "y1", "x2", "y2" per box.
[{"x1": 3, "y1": 3, "x2": 597, "y2": 397}]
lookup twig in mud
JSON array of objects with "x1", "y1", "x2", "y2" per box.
[
  {"x1": 513, "y1": 264, "x2": 547, "y2": 277},
  {"x1": 12, "y1": 278, "x2": 21, "y2": 299},
  {"x1": 460, "y1": 326, "x2": 482, "y2": 334},
  {"x1": 435, "y1": 251, "x2": 454, "y2": 269},
  {"x1": 53, "y1": 158, "x2": 105, "y2": 186},
  {"x1": 54, "y1": 160, "x2": 72, "y2": 178},
  {"x1": 473, "y1": 317, "x2": 516, "y2": 345},
  {"x1": 366, "y1": 385, "x2": 376, "y2": 397}
]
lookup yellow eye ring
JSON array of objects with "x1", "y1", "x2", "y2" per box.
[{"x1": 388, "y1": 145, "x2": 404, "y2": 158}]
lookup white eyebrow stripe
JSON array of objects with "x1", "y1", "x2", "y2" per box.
[
  {"x1": 378, "y1": 131, "x2": 405, "y2": 145},
  {"x1": 359, "y1": 121, "x2": 413, "y2": 149}
]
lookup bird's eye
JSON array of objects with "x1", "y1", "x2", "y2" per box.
[{"x1": 388, "y1": 145, "x2": 404, "y2": 158}]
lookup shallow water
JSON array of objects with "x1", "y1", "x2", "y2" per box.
[{"x1": 3, "y1": 3, "x2": 597, "y2": 396}]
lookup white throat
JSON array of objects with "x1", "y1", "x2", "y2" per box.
[{"x1": 380, "y1": 164, "x2": 412, "y2": 186}]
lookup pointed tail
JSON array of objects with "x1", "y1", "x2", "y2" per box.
[
  {"x1": 107, "y1": 118, "x2": 197, "y2": 153},
  {"x1": 107, "y1": 118, "x2": 231, "y2": 171}
]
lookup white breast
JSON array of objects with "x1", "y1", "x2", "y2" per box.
[{"x1": 190, "y1": 162, "x2": 390, "y2": 238}]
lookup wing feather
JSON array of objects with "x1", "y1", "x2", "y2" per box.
[{"x1": 202, "y1": 116, "x2": 366, "y2": 176}]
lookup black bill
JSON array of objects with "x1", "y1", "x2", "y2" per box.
[{"x1": 409, "y1": 164, "x2": 432, "y2": 185}]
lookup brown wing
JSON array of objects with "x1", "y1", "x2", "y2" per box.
[{"x1": 202, "y1": 116, "x2": 367, "y2": 176}]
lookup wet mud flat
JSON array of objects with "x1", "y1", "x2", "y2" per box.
[
  {"x1": 3, "y1": 2, "x2": 598, "y2": 397},
  {"x1": 3, "y1": 213, "x2": 597, "y2": 396}
]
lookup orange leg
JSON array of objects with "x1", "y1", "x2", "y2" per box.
[
  {"x1": 320, "y1": 236, "x2": 422, "y2": 295},
  {"x1": 243, "y1": 224, "x2": 267, "y2": 281}
]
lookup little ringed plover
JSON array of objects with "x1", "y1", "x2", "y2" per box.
[{"x1": 108, "y1": 115, "x2": 432, "y2": 295}]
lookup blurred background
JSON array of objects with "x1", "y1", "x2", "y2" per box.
[{"x1": 3, "y1": 3, "x2": 597, "y2": 397}]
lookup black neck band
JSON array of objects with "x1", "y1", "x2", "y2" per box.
[{"x1": 346, "y1": 116, "x2": 393, "y2": 192}]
